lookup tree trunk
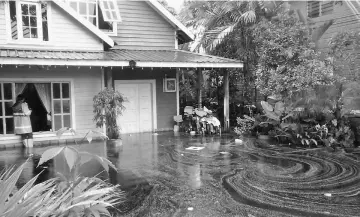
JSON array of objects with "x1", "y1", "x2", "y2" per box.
[
  {"x1": 223, "y1": 69, "x2": 230, "y2": 132},
  {"x1": 197, "y1": 69, "x2": 202, "y2": 109}
]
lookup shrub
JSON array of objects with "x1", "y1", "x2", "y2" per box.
[{"x1": 93, "y1": 88, "x2": 126, "y2": 139}]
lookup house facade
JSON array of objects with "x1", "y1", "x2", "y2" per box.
[
  {"x1": 0, "y1": 0, "x2": 242, "y2": 146},
  {"x1": 289, "y1": 0, "x2": 360, "y2": 79}
]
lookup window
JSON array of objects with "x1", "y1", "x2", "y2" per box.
[
  {"x1": 67, "y1": 0, "x2": 121, "y2": 35},
  {"x1": 0, "y1": 83, "x2": 14, "y2": 135},
  {"x1": 52, "y1": 83, "x2": 71, "y2": 131},
  {"x1": 307, "y1": 1, "x2": 335, "y2": 18},
  {"x1": 0, "y1": 82, "x2": 73, "y2": 135},
  {"x1": 8, "y1": 1, "x2": 49, "y2": 41}
]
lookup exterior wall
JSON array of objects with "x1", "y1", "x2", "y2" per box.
[
  {"x1": 290, "y1": 1, "x2": 360, "y2": 50},
  {"x1": 290, "y1": 1, "x2": 360, "y2": 79},
  {"x1": 0, "y1": 66, "x2": 103, "y2": 139},
  {"x1": 113, "y1": 68, "x2": 177, "y2": 131},
  {"x1": 112, "y1": 1, "x2": 175, "y2": 50},
  {"x1": 0, "y1": 2, "x2": 103, "y2": 51},
  {"x1": 0, "y1": 3, "x2": 6, "y2": 45}
]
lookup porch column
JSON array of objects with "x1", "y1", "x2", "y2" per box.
[
  {"x1": 223, "y1": 69, "x2": 230, "y2": 132},
  {"x1": 105, "y1": 67, "x2": 113, "y2": 89},
  {"x1": 196, "y1": 68, "x2": 202, "y2": 109},
  {"x1": 176, "y1": 68, "x2": 180, "y2": 115}
]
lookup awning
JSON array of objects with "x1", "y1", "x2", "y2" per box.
[{"x1": 0, "y1": 49, "x2": 243, "y2": 69}]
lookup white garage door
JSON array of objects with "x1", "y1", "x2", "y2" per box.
[{"x1": 115, "y1": 80, "x2": 155, "y2": 134}]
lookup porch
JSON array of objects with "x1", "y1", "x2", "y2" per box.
[{"x1": 0, "y1": 48, "x2": 243, "y2": 145}]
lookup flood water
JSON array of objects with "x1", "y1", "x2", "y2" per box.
[{"x1": 1, "y1": 132, "x2": 360, "y2": 217}]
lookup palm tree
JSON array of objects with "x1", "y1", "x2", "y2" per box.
[
  {"x1": 179, "y1": 1, "x2": 284, "y2": 109},
  {"x1": 178, "y1": 0, "x2": 282, "y2": 52}
]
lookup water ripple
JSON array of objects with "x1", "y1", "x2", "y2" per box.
[{"x1": 223, "y1": 140, "x2": 360, "y2": 216}]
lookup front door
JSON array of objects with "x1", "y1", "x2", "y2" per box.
[{"x1": 115, "y1": 81, "x2": 154, "y2": 134}]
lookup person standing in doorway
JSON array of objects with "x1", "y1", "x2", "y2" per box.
[{"x1": 12, "y1": 94, "x2": 33, "y2": 149}]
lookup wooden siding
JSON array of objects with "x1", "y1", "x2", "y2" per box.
[
  {"x1": 0, "y1": 2, "x2": 103, "y2": 51},
  {"x1": 290, "y1": 1, "x2": 360, "y2": 50},
  {"x1": 113, "y1": 68, "x2": 177, "y2": 131},
  {"x1": 0, "y1": 66, "x2": 103, "y2": 135},
  {"x1": 290, "y1": 1, "x2": 360, "y2": 79},
  {"x1": 112, "y1": 1, "x2": 175, "y2": 50},
  {"x1": 0, "y1": 3, "x2": 7, "y2": 45}
]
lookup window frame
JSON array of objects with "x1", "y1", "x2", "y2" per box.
[
  {"x1": 4, "y1": 0, "x2": 52, "y2": 44},
  {"x1": 51, "y1": 82, "x2": 72, "y2": 131},
  {"x1": 0, "y1": 78, "x2": 76, "y2": 136},
  {"x1": 17, "y1": 1, "x2": 42, "y2": 41},
  {"x1": 0, "y1": 83, "x2": 15, "y2": 135},
  {"x1": 66, "y1": 0, "x2": 118, "y2": 36},
  {"x1": 307, "y1": 1, "x2": 335, "y2": 18}
]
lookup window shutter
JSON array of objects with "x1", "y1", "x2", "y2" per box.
[{"x1": 99, "y1": 0, "x2": 121, "y2": 22}]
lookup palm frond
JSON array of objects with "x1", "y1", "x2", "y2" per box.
[{"x1": 206, "y1": 24, "x2": 237, "y2": 51}]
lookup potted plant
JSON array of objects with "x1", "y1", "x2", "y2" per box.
[{"x1": 93, "y1": 88, "x2": 126, "y2": 140}]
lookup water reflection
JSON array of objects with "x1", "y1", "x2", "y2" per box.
[{"x1": 1, "y1": 133, "x2": 360, "y2": 216}]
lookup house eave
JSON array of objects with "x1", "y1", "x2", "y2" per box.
[{"x1": 0, "y1": 57, "x2": 243, "y2": 69}]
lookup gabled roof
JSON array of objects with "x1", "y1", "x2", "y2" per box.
[
  {"x1": 146, "y1": 0, "x2": 194, "y2": 43},
  {"x1": 53, "y1": 1, "x2": 115, "y2": 47}
]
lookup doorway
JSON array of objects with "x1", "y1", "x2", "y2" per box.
[
  {"x1": 17, "y1": 83, "x2": 52, "y2": 132},
  {"x1": 115, "y1": 80, "x2": 156, "y2": 134}
]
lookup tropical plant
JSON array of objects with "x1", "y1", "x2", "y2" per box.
[
  {"x1": 179, "y1": 1, "x2": 282, "y2": 52},
  {"x1": 234, "y1": 116, "x2": 253, "y2": 136},
  {"x1": 93, "y1": 88, "x2": 126, "y2": 139},
  {"x1": 1, "y1": 161, "x2": 122, "y2": 217},
  {"x1": 253, "y1": 10, "x2": 337, "y2": 99},
  {"x1": 1, "y1": 127, "x2": 124, "y2": 217}
]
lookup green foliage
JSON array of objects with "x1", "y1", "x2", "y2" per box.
[
  {"x1": 0, "y1": 161, "x2": 122, "y2": 217},
  {"x1": 179, "y1": 1, "x2": 281, "y2": 52},
  {"x1": 328, "y1": 31, "x2": 360, "y2": 81},
  {"x1": 253, "y1": 10, "x2": 336, "y2": 98},
  {"x1": 93, "y1": 88, "x2": 126, "y2": 139},
  {"x1": 234, "y1": 116, "x2": 253, "y2": 135},
  {"x1": 1, "y1": 127, "x2": 123, "y2": 217},
  {"x1": 36, "y1": 127, "x2": 123, "y2": 216}
]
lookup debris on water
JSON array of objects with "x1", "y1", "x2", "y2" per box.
[
  {"x1": 324, "y1": 193, "x2": 332, "y2": 197},
  {"x1": 153, "y1": 133, "x2": 159, "y2": 136},
  {"x1": 185, "y1": 147, "x2": 204, "y2": 151},
  {"x1": 235, "y1": 139, "x2": 243, "y2": 144},
  {"x1": 181, "y1": 154, "x2": 184, "y2": 156},
  {"x1": 187, "y1": 207, "x2": 194, "y2": 211},
  {"x1": 220, "y1": 152, "x2": 229, "y2": 155}
]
